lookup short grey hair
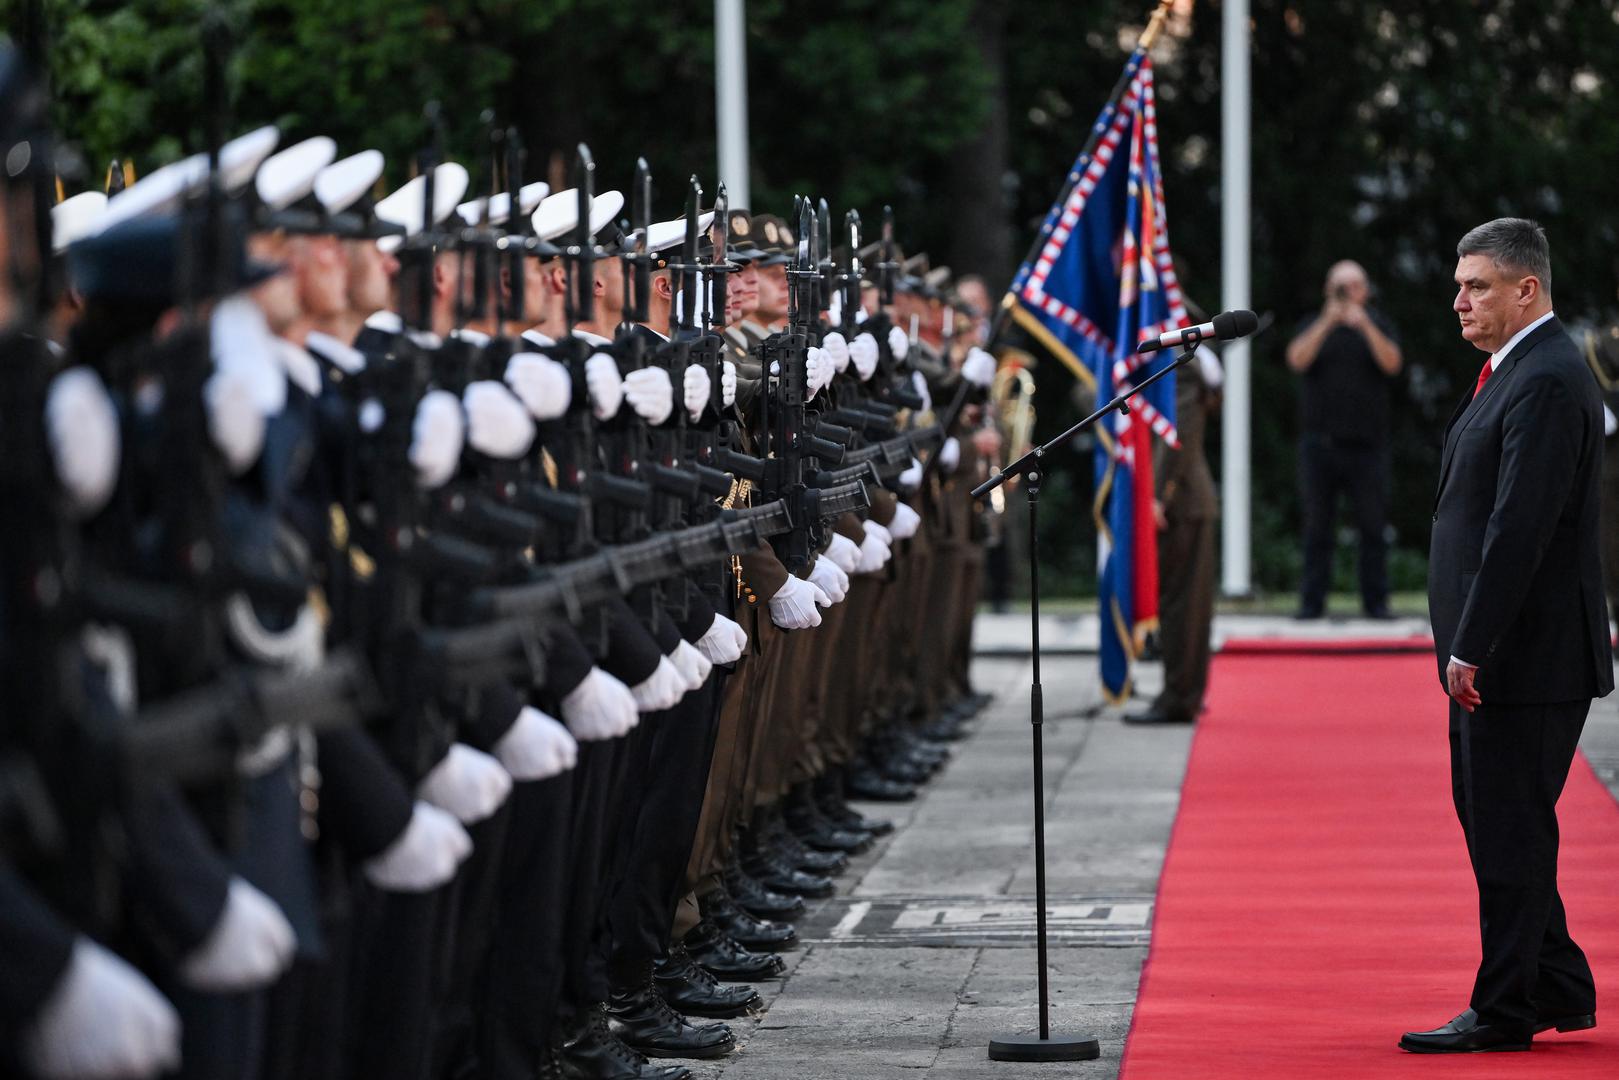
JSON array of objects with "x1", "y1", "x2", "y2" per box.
[{"x1": 1456, "y1": 217, "x2": 1551, "y2": 293}]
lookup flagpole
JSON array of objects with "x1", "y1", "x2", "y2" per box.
[{"x1": 988, "y1": 0, "x2": 1176, "y2": 347}]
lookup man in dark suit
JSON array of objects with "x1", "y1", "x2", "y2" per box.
[{"x1": 1403, "y1": 218, "x2": 1614, "y2": 1054}]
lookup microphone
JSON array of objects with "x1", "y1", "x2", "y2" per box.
[{"x1": 1136, "y1": 309, "x2": 1258, "y2": 354}]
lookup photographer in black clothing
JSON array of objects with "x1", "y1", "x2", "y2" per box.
[{"x1": 1286, "y1": 260, "x2": 1404, "y2": 619}]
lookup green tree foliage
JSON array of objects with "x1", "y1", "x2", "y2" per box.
[{"x1": 13, "y1": 0, "x2": 1619, "y2": 595}]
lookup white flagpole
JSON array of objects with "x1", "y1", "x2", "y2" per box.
[
  {"x1": 715, "y1": 0, "x2": 751, "y2": 209},
  {"x1": 1220, "y1": 0, "x2": 1252, "y2": 596}
]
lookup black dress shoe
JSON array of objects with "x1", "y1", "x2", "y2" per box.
[
  {"x1": 560, "y1": 1006, "x2": 693, "y2": 1080},
  {"x1": 783, "y1": 790, "x2": 872, "y2": 854},
  {"x1": 1122, "y1": 708, "x2": 1193, "y2": 725},
  {"x1": 722, "y1": 865, "x2": 805, "y2": 918},
  {"x1": 683, "y1": 919, "x2": 787, "y2": 981},
  {"x1": 1399, "y1": 1009, "x2": 1532, "y2": 1053},
  {"x1": 816, "y1": 781, "x2": 894, "y2": 835},
  {"x1": 653, "y1": 946, "x2": 762, "y2": 1018},
  {"x1": 1364, "y1": 604, "x2": 1397, "y2": 620},
  {"x1": 1293, "y1": 606, "x2": 1324, "y2": 621},
  {"x1": 605, "y1": 982, "x2": 735, "y2": 1060},
  {"x1": 1534, "y1": 1011, "x2": 1596, "y2": 1035},
  {"x1": 785, "y1": 811, "x2": 872, "y2": 854},
  {"x1": 764, "y1": 823, "x2": 847, "y2": 874},
  {"x1": 844, "y1": 765, "x2": 916, "y2": 802},
  {"x1": 700, "y1": 887, "x2": 798, "y2": 950},
  {"x1": 742, "y1": 849, "x2": 835, "y2": 898}
]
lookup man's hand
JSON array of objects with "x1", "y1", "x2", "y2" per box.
[
  {"x1": 1341, "y1": 303, "x2": 1369, "y2": 332},
  {"x1": 1446, "y1": 660, "x2": 1482, "y2": 713},
  {"x1": 1153, "y1": 499, "x2": 1168, "y2": 531}
]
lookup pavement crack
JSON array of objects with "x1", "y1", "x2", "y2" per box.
[{"x1": 936, "y1": 946, "x2": 988, "y2": 1061}]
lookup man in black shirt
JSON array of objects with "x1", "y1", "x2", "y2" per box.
[{"x1": 1286, "y1": 260, "x2": 1404, "y2": 618}]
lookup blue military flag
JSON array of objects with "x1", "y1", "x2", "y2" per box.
[{"x1": 1005, "y1": 53, "x2": 1191, "y2": 703}]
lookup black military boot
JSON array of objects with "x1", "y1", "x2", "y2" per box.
[
  {"x1": 741, "y1": 840, "x2": 836, "y2": 898},
  {"x1": 605, "y1": 973, "x2": 735, "y2": 1060},
  {"x1": 783, "y1": 781, "x2": 871, "y2": 854},
  {"x1": 682, "y1": 917, "x2": 787, "y2": 981},
  {"x1": 653, "y1": 945, "x2": 763, "y2": 1018},
  {"x1": 760, "y1": 812, "x2": 848, "y2": 875},
  {"x1": 700, "y1": 885, "x2": 797, "y2": 950},
  {"x1": 844, "y1": 760, "x2": 917, "y2": 801},
  {"x1": 816, "y1": 768, "x2": 895, "y2": 835},
  {"x1": 723, "y1": 861, "x2": 806, "y2": 918},
  {"x1": 559, "y1": 1005, "x2": 691, "y2": 1080}
]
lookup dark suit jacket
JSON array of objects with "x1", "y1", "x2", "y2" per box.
[{"x1": 1428, "y1": 316, "x2": 1615, "y2": 704}]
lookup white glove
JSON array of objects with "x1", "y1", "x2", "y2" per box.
[
  {"x1": 805, "y1": 346, "x2": 832, "y2": 400},
  {"x1": 898, "y1": 456, "x2": 923, "y2": 492},
  {"x1": 807, "y1": 557, "x2": 849, "y2": 605},
  {"x1": 362, "y1": 800, "x2": 473, "y2": 892},
  {"x1": 670, "y1": 639, "x2": 713, "y2": 690},
  {"x1": 410, "y1": 388, "x2": 466, "y2": 489},
  {"x1": 821, "y1": 331, "x2": 850, "y2": 373},
  {"x1": 888, "y1": 502, "x2": 922, "y2": 540},
  {"x1": 585, "y1": 352, "x2": 624, "y2": 420},
  {"x1": 911, "y1": 370, "x2": 933, "y2": 414},
  {"x1": 623, "y1": 366, "x2": 674, "y2": 425},
  {"x1": 22, "y1": 938, "x2": 181, "y2": 1080},
  {"x1": 768, "y1": 575, "x2": 829, "y2": 630},
  {"x1": 850, "y1": 332, "x2": 880, "y2": 381},
  {"x1": 462, "y1": 381, "x2": 536, "y2": 459},
  {"x1": 939, "y1": 435, "x2": 961, "y2": 473},
  {"x1": 45, "y1": 367, "x2": 121, "y2": 519},
  {"x1": 887, "y1": 325, "x2": 910, "y2": 361},
  {"x1": 504, "y1": 352, "x2": 572, "y2": 421},
  {"x1": 561, "y1": 667, "x2": 639, "y2": 740},
  {"x1": 961, "y1": 346, "x2": 997, "y2": 388},
  {"x1": 630, "y1": 656, "x2": 688, "y2": 711},
  {"x1": 824, "y1": 532, "x2": 862, "y2": 575},
  {"x1": 492, "y1": 705, "x2": 578, "y2": 781},
  {"x1": 696, "y1": 612, "x2": 749, "y2": 665},
  {"x1": 178, "y1": 876, "x2": 296, "y2": 993},
  {"x1": 683, "y1": 363, "x2": 711, "y2": 422},
  {"x1": 211, "y1": 293, "x2": 286, "y2": 415},
  {"x1": 857, "y1": 520, "x2": 893, "y2": 574},
  {"x1": 721, "y1": 360, "x2": 738, "y2": 407},
  {"x1": 417, "y1": 743, "x2": 513, "y2": 825},
  {"x1": 204, "y1": 367, "x2": 267, "y2": 475}
]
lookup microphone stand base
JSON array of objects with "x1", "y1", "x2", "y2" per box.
[{"x1": 988, "y1": 1033, "x2": 1102, "y2": 1062}]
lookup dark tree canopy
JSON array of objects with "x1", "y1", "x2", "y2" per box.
[{"x1": 12, "y1": 0, "x2": 1619, "y2": 594}]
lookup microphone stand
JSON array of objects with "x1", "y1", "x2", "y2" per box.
[{"x1": 970, "y1": 340, "x2": 1197, "y2": 1063}]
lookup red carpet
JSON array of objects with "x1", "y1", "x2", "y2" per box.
[{"x1": 1119, "y1": 650, "x2": 1619, "y2": 1078}]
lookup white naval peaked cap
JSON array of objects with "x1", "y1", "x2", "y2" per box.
[
  {"x1": 220, "y1": 126, "x2": 282, "y2": 193},
  {"x1": 374, "y1": 162, "x2": 471, "y2": 252},
  {"x1": 95, "y1": 154, "x2": 209, "y2": 233},
  {"x1": 315, "y1": 149, "x2": 384, "y2": 215},
  {"x1": 52, "y1": 191, "x2": 109, "y2": 254},
  {"x1": 457, "y1": 181, "x2": 551, "y2": 227},
  {"x1": 255, "y1": 136, "x2": 338, "y2": 211},
  {"x1": 530, "y1": 188, "x2": 625, "y2": 243},
  {"x1": 638, "y1": 211, "x2": 716, "y2": 256},
  {"x1": 91, "y1": 125, "x2": 281, "y2": 236}
]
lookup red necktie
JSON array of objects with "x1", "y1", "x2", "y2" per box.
[{"x1": 1472, "y1": 358, "x2": 1494, "y2": 400}]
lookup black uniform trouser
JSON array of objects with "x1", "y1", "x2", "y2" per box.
[
  {"x1": 346, "y1": 885, "x2": 442, "y2": 1080},
  {"x1": 478, "y1": 774, "x2": 575, "y2": 1079},
  {"x1": 558, "y1": 735, "x2": 631, "y2": 1017},
  {"x1": 431, "y1": 801, "x2": 514, "y2": 1077},
  {"x1": 1448, "y1": 697, "x2": 1595, "y2": 1030},
  {"x1": 1298, "y1": 436, "x2": 1389, "y2": 612},
  {"x1": 607, "y1": 677, "x2": 724, "y2": 983}
]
